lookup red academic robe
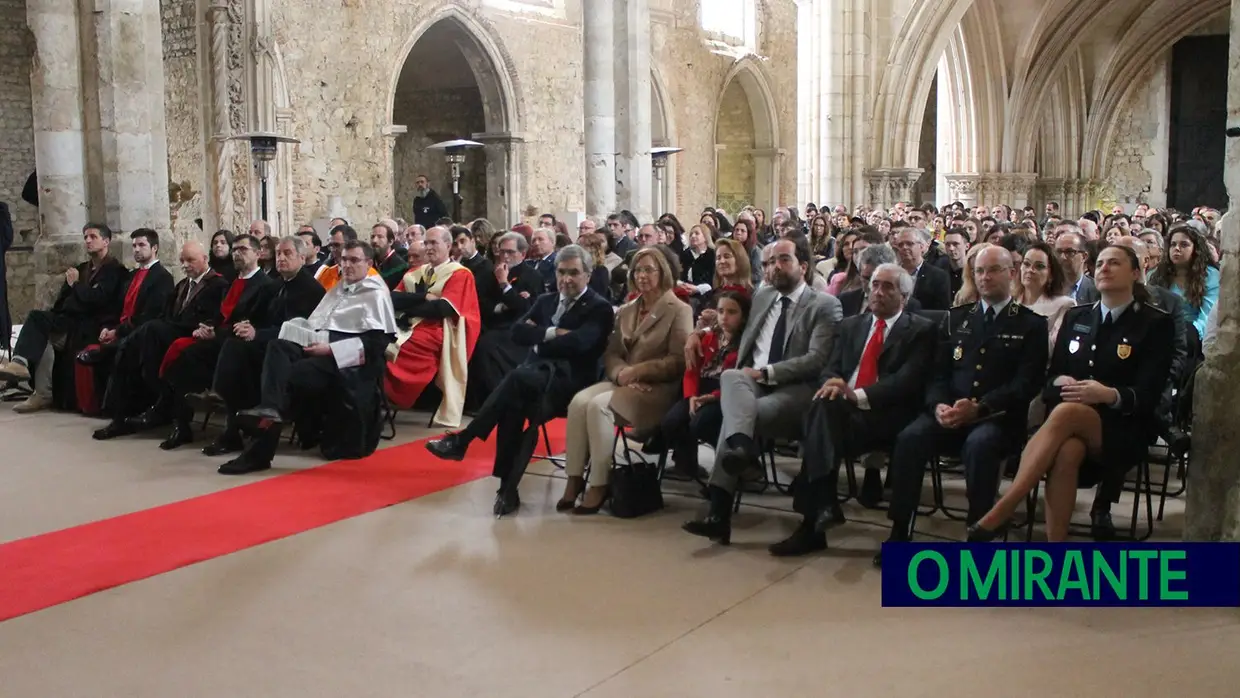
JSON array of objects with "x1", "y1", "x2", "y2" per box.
[{"x1": 384, "y1": 267, "x2": 482, "y2": 417}]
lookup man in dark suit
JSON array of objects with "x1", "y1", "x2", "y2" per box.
[
  {"x1": 452, "y1": 225, "x2": 498, "y2": 313},
  {"x1": 837, "y1": 244, "x2": 922, "y2": 318},
  {"x1": 876, "y1": 246, "x2": 1049, "y2": 567},
  {"x1": 769, "y1": 263, "x2": 937, "y2": 556},
  {"x1": 93, "y1": 239, "x2": 229, "y2": 439},
  {"x1": 529, "y1": 227, "x2": 558, "y2": 293},
  {"x1": 940, "y1": 227, "x2": 970, "y2": 299},
  {"x1": 892, "y1": 228, "x2": 951, "y2": 311},
  {"x1": 201, "y1": 236, "x2": 327, "y2": 455},
  {"x1": 426, "y1": 245, "x2": 615, "y2": 517},
  {"x1": 134, "y1": 234, "x2": 277, "y2": 449},
  {"x1": 1053, "y1": 225, "x2": 1100, "y2": 304},
  {"x1": 0, "y1": 222, "x2": 127, "y2": 413}
]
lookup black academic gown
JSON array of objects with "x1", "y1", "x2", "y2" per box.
[
  {"x1": 0, "y1": 202, "x2": 13, "y2": 352},
  {"x1": 467, "y1": 260, "x2": 547, "y2": 407}
]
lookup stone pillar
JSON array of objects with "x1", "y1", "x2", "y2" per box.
[
  {"x1": 207, "y1": 3, "x2": 232, "y2": 234},
  {"x1": 864, "y1": 168, "x2": 922, "y2": 210},
  {"x1": 28, "y1": 0, "x2": 91, "y2": 304},
  {"x1": 381, "y1": 124, "x2": 407, "y2": 219},
  {"x1": 1035, "y1": 177, "x2": 1066, "y2": 216},
  {"x1": 473, "y1": 131, "x2": 524, "y2": 228},
  {"x1": 614, "y1": 0, "x2": 652, "y2": 222},
  {"x1": 1184, "y1": 0, "x2": 1240, "y2": 541},
  {"x1": 583, "y1": 0, "x2": 617, "y2": 217},
  {"x1": 92, "y1": 0, "x2": 170, "y2": 235},
  {"x1": 1009, "y1": 173, "x2": 1039, "y2": 210},
  {"x1": 942, "y1": 173, "x2": 982, "y2": 210}
]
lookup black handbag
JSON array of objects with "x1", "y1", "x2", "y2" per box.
[{"x1": 609, "y1": 461, "x2": 664, "y2": 518}]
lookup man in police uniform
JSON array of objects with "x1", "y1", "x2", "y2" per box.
[{"x1": 875, "y1": 246, "x2": 1048, "y2": 567}]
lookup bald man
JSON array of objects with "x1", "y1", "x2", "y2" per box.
[{"x1": 93, "y1": 240, "x2": 232, "y2": 440}]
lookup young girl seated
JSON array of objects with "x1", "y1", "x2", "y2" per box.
[{"x1": 644, "y1": 290, "x2": 750, "y2": 478}]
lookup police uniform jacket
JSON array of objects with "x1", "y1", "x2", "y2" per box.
[
  {"x1": 926, "y1": 299, "x2": 1049, "y2": 436},
  {"x1": 1043, "y1": 299, "x2": 1175, "y2": 476}
]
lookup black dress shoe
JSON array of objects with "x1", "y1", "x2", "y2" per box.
[
  {"x1": 857, "y1": 469, "x2": 884, "y2": 509},
  {"x1": 493, "y1": 489, "x2": 520, "y2": 518},
  {"x1": 682, "y1": 516, "x2": 731, "y2": 545},
  {"x1": 768, "y1": 522, "x2": 827, "y2": 557},
  {"x1": 966, "y1": 521, "x2": 1009, "y2": 542},
  {"x1": 218, "y1": 455, "x2": 272, "y2": 475},
  {"x1": 1090, "y1": 510, "x2": 1117, "y2": 541},
  {"x1": 813, "y1": 503, "x2": 847, "y2": 534},
  {"x1": 126, "y1": 408, "x2": 171, "y2": 431},
  {"x1": 201, "y1": 434, "x2": 244, "y2": 456},
  {"x1": 159, "y1": 423, "x2": 194, "y2": 451},
  {"x1": 719, "y1": 436, "x2": 759, "y2": 476},
  {"x1": 92, "y1": 420, "x2": 136, "y2": 441},
  {"x1": 237, "y1": 407, "x2": 284, "y2": 428},
  {"x1": 426, "y1": 434, "x2": 469, "y2": 461}
]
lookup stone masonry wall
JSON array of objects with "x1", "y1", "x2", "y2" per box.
[
  {"x1": 716, "y1": 80, "x2": 757, "y2": 212},
  {"x1": 393, "y1": 87, "x2": 488, "y2": 222},
  {"x1": 0, "y1": 0, "x2": 37, "y2": 239},
  {"x1": 162, "y1": 0, "x2": 207, "y2": 251}
]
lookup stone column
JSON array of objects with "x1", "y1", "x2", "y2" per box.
[
  {"x1": 207, "y1": 3, "x2": 233, "y2": 234},
  {"x1": 1035, "y1": 177, "x2": 1066, "y2": 215},
  {"x1": 583, "y1": 0, "x2": 617, "y2": 217},
  {"x1": 92, "y1": 0, "x2": 170, "y2": 235},
  {"x1": 381, "y1": 125, "x2": 407, "y2": 220},
  {"x1": 1185, "y1": 0, "x2": 1240, "y2": 540},
  {"x1": 943, "y1": 173, "x2": 982, "y2": 210},
  {"x1": 28, "y1": 0, "x2": 91, "y2": 304},
  {"x1": 473, "y1": 131, "x2": 524, "y2": 227},
  {"x1": 613, "y1": 0, "x2": 652, "y2": 221}
]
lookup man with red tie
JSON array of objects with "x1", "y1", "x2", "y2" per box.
[
  {"x1": 92, "y1": 240, "x2": 228, "y2": 440},
  {"x1": 129, "y1": 234, "x2": 275, "y2": 449},
  {"x1": 771, "y1": 263, "x2": 939, "y2": 557},
  {"x1": 73, "y1": 228, "x2": 175, "y2": 415}
]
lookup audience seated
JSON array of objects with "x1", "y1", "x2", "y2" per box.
[
  {"x1": 225, "y1": 240, "x2": 398, "y2": 474},
  {"x1": 0, "y1": 223, "x2": 127, "y2": 413},
  {"x1": 1150, "y1": 222, "x2": 1219, "y2": 343},
  {"x1": 425, "y1": 245, "x2": 615, "y2": 516},
  {"x1": 209, "y1": 229, "x2": 236, "y2": 280},
  {"x1": 893, "y1": 227, "x2": 952, "y2": 311},
  {"x1": 775, "y1": 264, "x2": 938, "y2": 557},
  {"x1": 1016, "y1": 241, "x2": 1075, "y2": 351},
  {"x1": 371, "y1": 221, "x2": 410, "y2": 290},
  {"x1": 971, "y1": 244, "x2": 1174, "y2": 543},
  {"x1": 558, "y1": 247, "x2": 693, "y2": 514},
  {"x1": 682, "y1": 236, "x2": 842, "y2": 545},
  {"x1": 385, "y1": 226, "x2": 482, "y2": 428},
  {"x1": 528, "y1": 228, "x2": 558, "y2": 293},
  {"x1": 141, "y1": 234, "x2": 278, "y2": 450},
  {"x1": 92, "y1": 240, "x2": 228, "y2": 439},
  {"x1": 838, "y1": 244, "x2": 923, "y2": 318},
  {"x1": 576, "y1": 232, "x2": 613, "y2": 302},
  {"x1": 452, "y1": 225, "x2": 499, "y2": 316},
  {"x1": 316, "y1": 224, "x2": 379, "y2": 290},
  {"x1": 692, "y1": 238, "x2": 753, "y2": 330},
  {"x1": 677, "y1": 224, "x2": 717, "y2": 309},
  {"x1": 875, "y1": 246, "x2": 1048, "y2": 566}
]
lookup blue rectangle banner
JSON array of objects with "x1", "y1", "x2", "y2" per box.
[{"x1": 881, "y1": 543, "x2": 1240, "y2": 607}]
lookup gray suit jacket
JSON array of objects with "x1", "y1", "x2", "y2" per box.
[
  {"x1": 1073, "y1": 275, "x2": 1100, "y2": 305},
  {"x1": 738, "y1": 284, "x2": 843, "y2": 386}
]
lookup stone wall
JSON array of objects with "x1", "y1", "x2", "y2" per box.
[
  {"x1": 0, "y1": 0, "x2": 37, "y2": 239},
  {"x1": 392, "y1": 87, "x2": 487, "y2": 223},
  {"x1": 915, "y1": 76, "x2": 937, "y2": 204},
  {"x1": 716, "y1": 80, "x2": 758, "y2": 212},
  {"x1": 162, "y1": 0, "x2": 207, "y2": 250},
  {"x1": 1105, "y1": 56, "x2": 1171, "y2": 209}
]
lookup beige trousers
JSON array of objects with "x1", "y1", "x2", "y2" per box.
[{"x1": 564, "y1": 381, "x2": 618, "y2": 487}]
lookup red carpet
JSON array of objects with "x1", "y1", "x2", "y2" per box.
[{"x1": 0, "y1": 420, "x2": 566, "y2": 623}]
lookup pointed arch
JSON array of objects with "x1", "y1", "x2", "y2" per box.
[{"x1": 713, "y1": 56, "x2": 781, "y2": 211}]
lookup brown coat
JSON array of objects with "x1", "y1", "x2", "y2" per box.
[{"x1": 603, "y1": 290, "x2": 692, "y2": 433}]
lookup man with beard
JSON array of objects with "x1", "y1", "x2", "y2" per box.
[
  {"x1": 371, "y1": 221, "x2": 409, "y2": 290},
  {"x1": 0, "y1": 223, "x2": 127, "y2": 413},
  {"x1": 411, "y1": 174, "x2": 449, "y2": 229},
  {"x1": 200, "y1": 236, "x2": 326, "y2": 456},
  {"x1": 92, "y1": 240, "x2": 229, "y2": 439},
  {"x1": 226, "y1": 240, "x2": 397, "y2": 474}
]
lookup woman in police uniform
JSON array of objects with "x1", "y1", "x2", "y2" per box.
[{"x1": 969, "y1": 244, "x2": 1175, "y2": 542}]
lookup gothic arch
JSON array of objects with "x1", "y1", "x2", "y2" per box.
[
  {"x1": 651, "y1": 65, "x2": 678, "y2": 215},
  {"x1": 1036, "y1": 54, "x2": 1087, "y2": 179},
  {"x1": 713, "y1": 56, "x2": 781, "y2": 211},
  {"x1": 938, "y1": 0, "x2": 1007, "y2": 176}
]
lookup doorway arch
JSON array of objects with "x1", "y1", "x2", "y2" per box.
[{"x1": 713, "y1": 57, "x2": 780, "y2": 214}]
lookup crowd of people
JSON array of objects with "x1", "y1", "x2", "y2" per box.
[{"x1": 0, "y1": 187, "x2": 1223, "y2": 563}]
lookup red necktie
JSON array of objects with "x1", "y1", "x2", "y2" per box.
[
  {"x1": 854, "y1": 317, "x2": 887, "y2": 389},
  {"x1": 220, "y1": 278, "x2": 248, "y2": 323},
  {"x1": 119, "y1": 268, "x2": 149, "y2": 325}
]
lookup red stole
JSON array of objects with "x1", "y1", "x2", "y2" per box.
[
  {"x1": 119, "y1": 268, "x2": 149, "y2": 325},
  {"x1": 160, "y1": 277, "x2": 248, "y2": 376}
]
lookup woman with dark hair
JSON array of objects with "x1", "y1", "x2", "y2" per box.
[
  {"x1": 996, "y1": 233, "x2": 1029, "y2": 299},
  {"x1": 1149, "y1": 222, "x2": 1219, "y2": 339},
  {"x1": 711, "y1": 210, "x2": 734, "y2": 237},
  {"x1": 258, "y1": 235, "x2": 278, "y2": 276},
  {"x1": 808, "y1": 213, "x2": 835, "y2": 260},
  {"x1": 209, "y1": 229, "x2": 236, "y2": 279},
  {"x1": 1017, "y1": 241, "x2": 1075, "y2": 351},
  {"x1": 972, "y1": 244, "x2": 1173, "y2": 542},
  {"x1": 826, "y1": 228, "x2": 882, "y2": 295},
  {"x1": 658, "y1": 213, "x2": 686, "y2": 253},
  {"x1": 731, "y1": 217, "x2": 762, "y2": 285},
  {"x1": 698, "y1": 211, "x2": 719, "y2": 238}
]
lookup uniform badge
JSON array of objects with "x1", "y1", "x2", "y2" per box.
[
  {"x1": 1117, "y1": 343, "x2": 1132, "y2": 360},
  {"x1": 953, "y1": 345, "x2": 963, "y2": 361},
  {"x1": 1068, "y1": 339, "x2": 1080, "y2": 354}
]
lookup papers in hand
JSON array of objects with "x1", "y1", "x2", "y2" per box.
[{"x1": 278, "y1": 318, "x2": 329, "y2": 347}]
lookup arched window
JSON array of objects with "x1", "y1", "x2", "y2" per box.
[{"x1": 700, "y1": 0, "x2": 755, "y2": 49}]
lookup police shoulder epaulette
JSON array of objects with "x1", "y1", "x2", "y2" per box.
[
  {"x1": 951, "y1": 301, "x2": 976, "y2": 312},
  {"x1": 1141, "y1": 301, "x2": 1170, "y2": 314}
]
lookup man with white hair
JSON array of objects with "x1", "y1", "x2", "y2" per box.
[
  {"x1": 1077, "y1": 217, "x2": 1100, "y2": 241},
  {"x1": 892, "y1": 227, "x2": 951, "y2": 310},
  {"x1": 249, "y1": 220, "x2": 271, "y2": 240},
  {"x1": 771, "y1": 263, "x2": 938, "y2": 556}
]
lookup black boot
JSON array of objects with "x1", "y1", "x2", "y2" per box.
[
  {"x1": 127, "y1": 391, "x2": 171, "y2": 431},
  {"x1": 1090, "y1": 506, "x2": 1116, "y2": 541},
  {"x1": 682, "y1": 485, "x2": 734, "y2": 545},
  {"x1": 159, "y1": 397, "x2": 194, "y2": 450},
  {"x1": 769, "y1": 517, "x2": 827, "y2": 557},
  {"x1": 93, "y1": 419, "x2": 136, "y2": 441}
]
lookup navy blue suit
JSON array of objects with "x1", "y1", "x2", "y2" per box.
[{"x1": 461, "y1": 288, "x2": 615, "y2": 485}]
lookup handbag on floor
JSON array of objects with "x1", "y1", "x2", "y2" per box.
[{"x1": 609, "y1": 461, "x2": 664, "y2": 518}]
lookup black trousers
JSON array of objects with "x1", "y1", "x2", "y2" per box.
[
  {"x1": 657, "y1": 397, "x2": 723, "y2": 471},
  {"x1": 14, "y1": 309, "x2": 71, "y2": 368},
  {"x1": 164, "y1": 337, "x2": 227, "y2": 396},
  {"x1": 461, "y1": 362, "x2": 565, "y2": 483},
  {"x1": 887, "y1": 413, "x2": 1010, "y2": 526},
  {"x1": 465, "y1": 328, "x2": 525, "y2": 409},
  {"x1": 102, "y1": 320, "x2": 187, "y2": 416},
  {"x1": 213, "y1": 338, "x2": 270, "y2": 412},
  {"x1": 258, "y1": 339, "x2": 338, "y2": 416},
  {"x1": 794, "y1": 397, "x2": 907, "y2": 516}
]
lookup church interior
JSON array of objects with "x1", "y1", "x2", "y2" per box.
[{"x1": 2, "y1": 0, "x2": 1240, "y2": 695}]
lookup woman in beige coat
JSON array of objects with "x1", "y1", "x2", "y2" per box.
[{"x1": 559, "y1": 247, "x2": 693, "y2": 514}]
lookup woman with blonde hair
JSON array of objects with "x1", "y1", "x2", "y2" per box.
[
  {"x1": 953, "y1": 242, "x2": 993, "y2": 305},
  {"x1": 577, "y1": 232, "x2": 612, "y2": 302},
  {"x1": 558, "y1": 248, "x2": 693, "y2": 514}
]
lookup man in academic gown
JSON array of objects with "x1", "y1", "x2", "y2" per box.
[
  {"x1": 0, "y1": 202, "x2": 13, "y2": 355},
  {"x1": 92, "y1": 240, "x2": 229, "y2": 439},
  {"x1": 130, "y1": 233, "x2": 277, "y2": 449},
  {"x1": 465, "y1": 230, "x2": 545, "y2": 407},
  {"x1": 200, "y1": 236, "x2": 326, "y2": 455},
  {"x1": 0, "y1": 222, "x2": 127, "y2": 413},
  {"x1": 384, "y1": 226, "x2": 482, "y2": 428},
  {"x1": 371, "y1": 221, "x2": 409, "y2": 290},
  {"x1": 224, "y1": 239, "x2": 398, "y2": 474}
]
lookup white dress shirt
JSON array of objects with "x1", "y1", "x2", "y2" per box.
[{"x1": 750, "y1": 282, "x2": 808, "y2": 372}]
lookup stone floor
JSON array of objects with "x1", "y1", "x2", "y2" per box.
[{"x1": 0, "y1": 406, "x2": 1237, "y2": 697}]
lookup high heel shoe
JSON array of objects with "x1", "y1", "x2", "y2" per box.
[
  {"x1": 966, "y1": 520, "x2": 1010, "y2": 542},
  {"x1": 572, "y1": 485, "x2": 609, "y2": 515},
  {"x1": 557, "y1": 476, "x2": 585, "y2": 512}
]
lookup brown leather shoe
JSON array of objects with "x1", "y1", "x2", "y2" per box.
[{"x1": 556, "y1": 476, "x2": 585, "y2": 512}]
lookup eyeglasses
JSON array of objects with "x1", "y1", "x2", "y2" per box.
[
  {"x1": 1055, "y1": 248, "x2": 1081, "y2": 257},
  {"x1": 633, "y1": 266, "x2": 660, "y2": 276},
  {"x1": 498, "y1": 248, "x2": 520, "y2": 256},
  {"x1": 233, "y1": 245, "x2": 253, "y2": 253},
  {"x1": 1020, "y1": 260, "x2": 1048, "y2": 271},
  {"x1": 340, "y1": 255, "x2": 368, "y2": 265}
]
